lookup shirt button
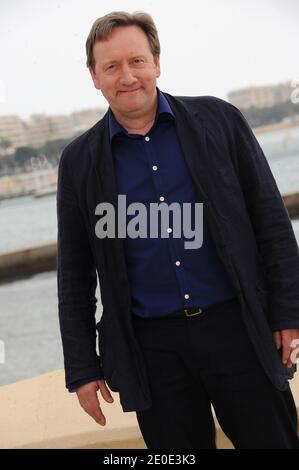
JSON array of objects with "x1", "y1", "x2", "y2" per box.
[
  {"x1": 152, "y1": 165, "x2": 158, "y2": 171},
  {"x1": 167, "y1": 228, "x2": 172, "y2": 233},
  {"x1": 175, "y1": 261, "x2": 181, "y2": 266},
  {"x1": 184, "y1": 294, "x2": 190, "y2": 299},
  {"x1": 159, "y1": 196, "x2": 165, "y2": 202},
  {"x1": 145, "y1": 136, "x2": 150, "y2": 142}
]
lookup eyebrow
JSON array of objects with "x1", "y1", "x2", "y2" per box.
[
  {"x1": 102, "y1": 59, "x2": 118, "y2": 66},
  {"x1": 102, "y1": 55, "x2": 147, "y2": 67}
]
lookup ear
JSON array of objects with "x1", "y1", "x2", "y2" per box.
[{"x1": 89, "y1": 67, "x2": 101, "y2": 90}]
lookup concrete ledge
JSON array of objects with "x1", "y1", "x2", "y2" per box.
[
  {"x1": 283, "y1": 191, "x2": 299, "y2": 219},
  {"x1": 0, "y1": 242, "x2": 56, "y2": 283},
  {"x1": 0, "y1": 370, "x2": 145, "y2": 449},
  {"x1": 0, "y1": 369, "x2": 298, "y2": 449}
]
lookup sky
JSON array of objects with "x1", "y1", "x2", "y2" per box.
[{"x1": 0, "y1": 0, "x2": 298, "y2": 119}]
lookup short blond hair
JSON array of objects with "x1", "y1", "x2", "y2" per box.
[{"x1": 86, "y1": 11, "x2": 161, "y2": 70}]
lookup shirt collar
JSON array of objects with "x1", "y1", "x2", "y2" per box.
[{"x1": 108, "y1": 87, "x2": 174, "y2": 141}]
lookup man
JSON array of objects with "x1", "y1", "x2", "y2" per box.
[{"x1": 57, "y1": 11, "x2": 299, "y2": 448}]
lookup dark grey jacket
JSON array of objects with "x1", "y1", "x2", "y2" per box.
[{"x1": 57, "y1": 92, "x2": 299, "y2": 412}]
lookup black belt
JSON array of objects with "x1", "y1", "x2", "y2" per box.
[{"x1": 133, "y1": 296, "x2": 239, "y2": 320}]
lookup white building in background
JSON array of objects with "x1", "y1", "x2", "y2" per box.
[
  {"x1": 0, "y1": 107, "x2": 106, "y2": 156},
  {"x1": 227, "y1": 81, "x2": 292, "y2": 109},
  {"x1": 47, "y1": 115, "x2": 74, "y2": 141},
  {"x1": 71, "y1": 108, "x2": 106, "y2": 134},
  {"x1": 27, "y1": 114, "x2": 74, "y2": 148},
  {"x1": 26, "y1": 114, "x2": 50, "y2": 149}
]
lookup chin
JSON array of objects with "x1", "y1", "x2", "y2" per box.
[
  {"x1": 119, "y1": 96, "x2": 144, "y2": 108},
  {"x1": 122, "y1": 104, "x2": 142, "y2": 113}
]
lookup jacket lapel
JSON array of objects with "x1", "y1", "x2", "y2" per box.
[
  {"x1": 164, "y1": 94, "x2": 210, "y2": 202},
  {"x1": 88, "y1": 113, "x2": 118, "y2": 207},
  {"x1": 88, "y1": 114, "x2": 131, "y2": 293},
  {"x1": 165, "y1": 94, "x2": 229, "y2": 255}
]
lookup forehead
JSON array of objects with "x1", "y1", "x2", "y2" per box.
[{"x1": 93, "y1": 25, "x2": 152, "y2": 63}]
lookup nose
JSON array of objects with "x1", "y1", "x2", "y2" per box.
[{"x1": 119, "y1": 64, "x2": 138, "y2": 86}]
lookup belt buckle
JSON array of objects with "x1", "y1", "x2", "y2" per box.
[{"x1": 184, "y1": 308, "x2": 203, "y2": 317}]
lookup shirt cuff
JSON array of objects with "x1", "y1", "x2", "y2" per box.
[{"x1": 68, "y1": 375, "x2": 104, "y2": 393}]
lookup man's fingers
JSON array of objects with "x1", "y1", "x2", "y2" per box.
[
  {"x1": 273, "y1": 331, "x2": 282, "y2": 350},
  {"x1": 86, "y1": 408, "x2": 106, "y2": 426},
  {"x1": 75, "y1": 380, "x2": 113, "y2": 426},
  {"x1": 97, "y1": 379, "x2": 114, "y2": 403},
  {"x1": 78, "y1": 392, "x2": 106, "y2": 426},
  {"x1": 282, "y1": 343, "x2": 292, "y2": 365},
  {"x1": 275, "y1": 330, "x2": 299, "y2": 368},
  {"x1": 286, "y1": 358, "x2": 293, "y2": 368}
]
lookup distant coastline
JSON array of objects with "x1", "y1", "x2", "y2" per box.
[
  {"x1": 0, "y1": 120, "x2": 299, "y2": 201},
  {"x1": 253, "y1": 120, "x2": 299, "y2": 135}
]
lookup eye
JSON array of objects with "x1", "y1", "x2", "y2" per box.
[
  {"x1": 132, "y1": 58, "x2": 145, "y2": 65},
  {"x1": 104, "y1": 63, "x2": 118, "y2": 73}
]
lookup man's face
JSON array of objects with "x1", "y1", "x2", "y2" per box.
[{"x1": 90, "y1": 25, "x2": 160, "y2": 118}]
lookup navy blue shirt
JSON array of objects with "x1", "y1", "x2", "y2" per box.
[{"x1": 68, "y1": 88, "x2": 237, "y2": 392}]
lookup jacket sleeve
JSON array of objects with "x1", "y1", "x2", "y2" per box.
[
  {"x1": 56, "y1": 147, "x2": 104, "y2": 388},
  {"x1": 229, "y1": 104, "x2": 299, "y2": 332}
]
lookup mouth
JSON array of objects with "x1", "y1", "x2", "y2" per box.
[{"x1": 118, "y1": 88, "x2": 141, "y2": 94}]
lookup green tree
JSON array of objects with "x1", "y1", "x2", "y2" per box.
[
  {"x1": 0, "y1": 137, "x2": 12, "y2": 154},
  {"x1": 14, "y1": 146, "x2": 38, "y2": 167}
]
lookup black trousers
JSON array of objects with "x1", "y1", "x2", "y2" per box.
[{"x1": 131, "y1": 298, "x2": 299, "y2": 449}]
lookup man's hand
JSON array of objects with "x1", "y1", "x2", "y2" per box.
[
  {"x1": 273, "y1": 329, "x2": 299, "y2": 368},
  {"x1": 76, "y1": 379, "x2": 114, "y2": 426}
]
